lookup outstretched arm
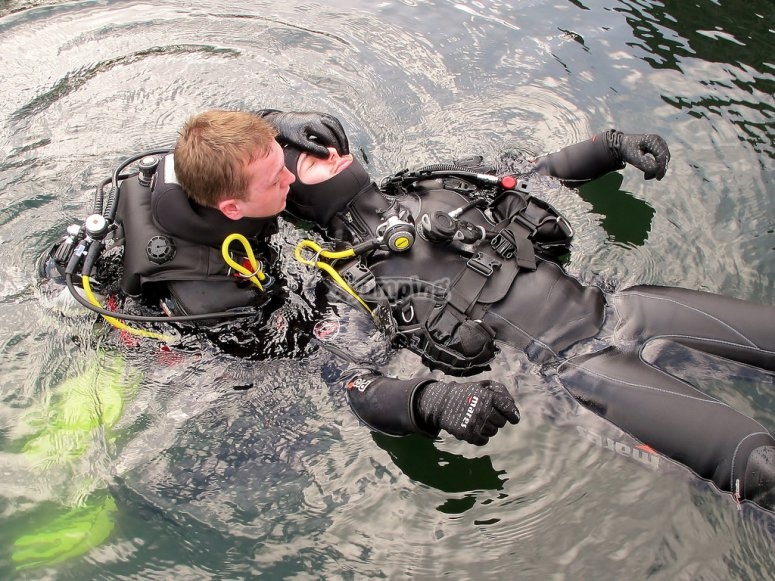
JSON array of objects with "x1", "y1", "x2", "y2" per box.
[
  {"x1": 534, "y1": 130, "x2": 670, "y2": 184},
  {"x1": 306, "y1": 280, "x2": 519, "y2": 447}
]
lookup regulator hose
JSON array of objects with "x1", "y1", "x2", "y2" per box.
[
  {"x1": 65, "y1": 272, "x2": 258, "y2": 323},
  {"x1": 294, "y1": 240, "x2": 372, "y2": 313},
  {"x1": 384, "y1": 164, "x2": 501, "y2": 188}
]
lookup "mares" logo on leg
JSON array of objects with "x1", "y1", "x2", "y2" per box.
[{"x1": 576, "y1": 426, "x2": 660, "y2": 470}]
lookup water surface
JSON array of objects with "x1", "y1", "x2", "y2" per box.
[{"x1": 1, "y1": 0, "x2": 774, "y2": 579}]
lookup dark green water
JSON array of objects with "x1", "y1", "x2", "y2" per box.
[{"x1": 1, "y1": 0, "x2": 773, "y2": 579}]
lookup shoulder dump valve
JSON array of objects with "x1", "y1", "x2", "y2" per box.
[{"x1": 138, "y1": 155, "x2": 160, "y2": 186}]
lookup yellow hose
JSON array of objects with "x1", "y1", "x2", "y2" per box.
[
  {"x1": 81, "y1": 276, "x2": 174, "y2": 342},
  {"x1": 221, "y1": 233, "x2": 267, "y2": 291}
]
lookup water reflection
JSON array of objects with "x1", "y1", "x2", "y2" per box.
[
  {"x1": 373, "y1": 432, "x2": 507, "y2": 497},
  {"x1": 616, "y1": 0, "x2": 775, "y2": 158},
  {"x1": 577, "y1": 172, "x2": 655, "y2": 247}
]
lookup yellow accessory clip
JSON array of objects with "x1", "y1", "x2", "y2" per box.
[
  {"x1": 81, "y1": 275, "x2": 174, "y2": 342},
  {"x1": 294, "y1": 240, "x2": 371, "y2": 313},
  {"x1": 221, "y1": 233, "x2": 267, "y2": 291}
]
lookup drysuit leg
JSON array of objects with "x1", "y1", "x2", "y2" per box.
[
  {"x1": 613, "y1": 285, "x2": 775, "y2": 372},
  {"x1": 558, "y1": 285, "x2": 775, "y2": 509},
  {"x1": 559, "y1": 346, "x2": 775, "y2": 508}
]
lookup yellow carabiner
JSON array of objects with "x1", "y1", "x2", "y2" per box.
[
  {"x1": 221, "y1": 233, "x2": 266, "y2": 291},
  {"x1": 294, "y1": 240, "x2": 370, "y2": 313}
]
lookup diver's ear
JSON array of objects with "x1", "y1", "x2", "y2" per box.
[{"x1": 218, "y1": 198, "x2": 244, "y2": 220}]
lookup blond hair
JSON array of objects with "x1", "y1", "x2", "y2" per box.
[{"x1": 174, "y1": 110, "x2": 277, "y2": 207}]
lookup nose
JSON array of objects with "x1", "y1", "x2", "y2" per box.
[{"x1": 281, "y1": 165, "x2": 296, "y2": 186}]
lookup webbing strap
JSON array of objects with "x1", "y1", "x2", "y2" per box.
[
  {"x1": 490, "y1": 221, "x2": 536, "y2": 270},
  {"x1": 447, "y1": 252, "x2": 502, "y2": 315}
]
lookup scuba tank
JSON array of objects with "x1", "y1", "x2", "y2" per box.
[{"x1": 43, "y1": 150, "x2": 276, "y2": 339}]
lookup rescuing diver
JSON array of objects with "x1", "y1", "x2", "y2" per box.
[
  {"x1": 40, "y1": 110, "x2": 520, "y2": 448},
  {"x1": 40, "y1": 109, "x2": 775, "y2": 513}
]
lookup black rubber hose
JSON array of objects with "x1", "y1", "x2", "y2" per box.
[{"x1": 65, "y1": 273, "x2": 258, "y2": 323}]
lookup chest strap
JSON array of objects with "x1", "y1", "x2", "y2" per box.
[{"x1": 490, "y1": 220, "x2": 537, "y2": 270}]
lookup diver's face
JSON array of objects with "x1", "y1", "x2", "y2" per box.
[
  {"x1": 218, "y1": 140, "x2": 296, "y2": 220},
  {"x1": 237, "y1": 140, "x2": 296, "y2": 218},
  {"x1": 296, "y1": 147, "x2": 353, "y2": 185}
]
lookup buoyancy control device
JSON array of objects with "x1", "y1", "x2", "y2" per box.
[
  {"x1": 43, "y1": 150, "x2": 276, "y2": 340},
  {"x1": 294, "y1": 159, "x2": 574, "y2": 375}
]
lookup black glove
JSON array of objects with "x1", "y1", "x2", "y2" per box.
[
  {"x1": 258, "y1": 109, "x2": 350, "y2": 157},
  {"x1": 415, "y1": 380, "x2": 520, "y2": 445},
  {"x1": 608, "y1": 130, "x2": 670, "y2": 181}
]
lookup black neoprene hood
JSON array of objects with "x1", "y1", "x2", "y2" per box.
[{"x1": 283, "y1": 146, "x2": 371, "y2": 226}]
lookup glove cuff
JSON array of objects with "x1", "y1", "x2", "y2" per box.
[
  {"x1": 603, "y1": 129, "x2": 624, "y2": 164},
  {"x1": 345, "y1": 375, "x2": 438, "y2": 438}
]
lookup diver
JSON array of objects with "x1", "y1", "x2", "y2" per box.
[
  {"x1": 278, "y1": 118, "x2": 775, "y2": 513},
  {"x1": 41, "y1": 109, "x2": 520, "y2": 449}
]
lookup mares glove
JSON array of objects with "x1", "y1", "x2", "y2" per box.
[
  {"x1": 535, "y1": 129, "x2": 670, "y2": 183},
  {"x1": 344, "y1": 374, "x2": 519, "y2": 446},
  {"x1": 257, "y1": 109, "x2": 350, "y2": 157},
  {"x1": 415, "y1": 380, "x2": 520, "y2": 446},
  {"x1": 607, "y1": 130, "x2": 670, "y2": 181}
]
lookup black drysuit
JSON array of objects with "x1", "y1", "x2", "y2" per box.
[{"x1": 282, "y1": 140, "x2": 775, "y2": 512}]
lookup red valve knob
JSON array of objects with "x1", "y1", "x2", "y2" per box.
[{"x1": 500, "y1": 175, "x2": 517, "y2": 190}]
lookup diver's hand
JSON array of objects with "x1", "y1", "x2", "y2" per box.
[
  {"x1": 258, "y1": 110, "x2": 350, "y2": 157},
  {"x1": 609, "y1": 131, "x2": 670, "y2": 180},
  {"x1": 415, "y1": 380, "x2": 520, "y2": 445}
]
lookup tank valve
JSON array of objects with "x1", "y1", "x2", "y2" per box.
[{"x1": 52, "y1": 224, "x2": 83, "y2": 268}]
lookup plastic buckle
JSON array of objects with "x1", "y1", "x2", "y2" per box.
[
  {"x1": 490, "y1": 230, "x2": 516, "y2": 259},
  {"x1": 466, "y1": 253, "x2": 498, "y2": 277},
  {"x1": 340, "y1": 260, "x2": 377, "y2": 293}
]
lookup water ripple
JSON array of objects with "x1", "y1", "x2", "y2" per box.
[
  {"x1": 1, "y1": 0, "x2": 774, "y2": 578},
  {"x1": 10, "y1": 45, "x2": 240, "y2": 123}
]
